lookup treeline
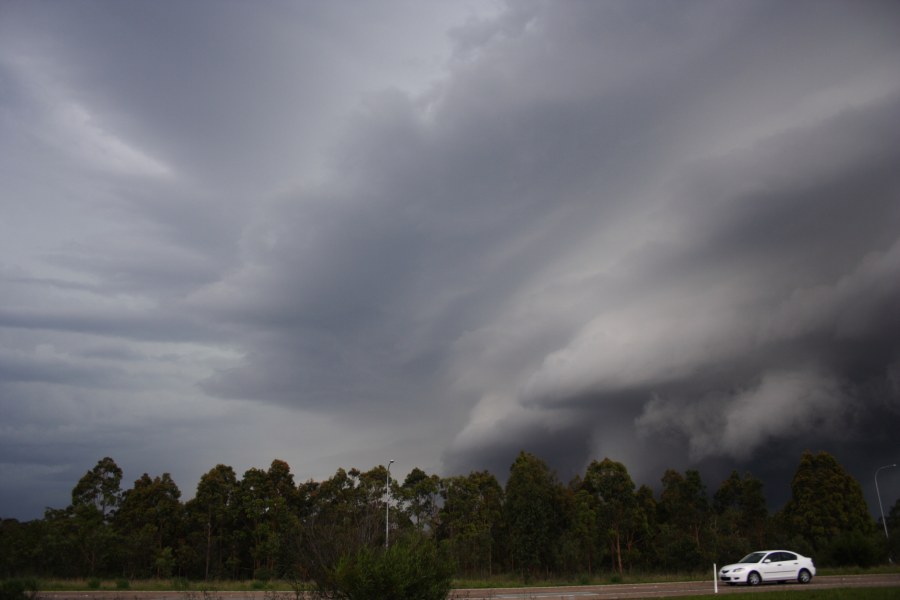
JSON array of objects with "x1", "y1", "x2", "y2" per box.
[{"x1": 1, "y1": 450, "x2": 897, "y2": 581}]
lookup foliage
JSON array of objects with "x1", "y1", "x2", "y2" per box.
[
  {"x1": 0, "y1": 579, "x2": 37, "y2": 600},
  {"x1": 580, "y1": 458, "x2": 647, "y2": 574},
  {"x1": 0, "y1": 449, "x2": 891, "y2": 581},
  {"x1": 327, "y1": 537, "x2": 453, "y2": 600},
  {"x1": 71, "y1": 457, "x2": 123, "y2": 520},
  {"x1": 435, "y1": 471, "x2": 502, "y2": 577},
  {"x1": 503, "y1": 452, "x2": 564, "y2": 580},
  {"x1": 780, "y1": 450, "x2": 873, "y2": 558}
]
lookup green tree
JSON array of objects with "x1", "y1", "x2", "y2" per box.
[
  {"x1": 295, "y1": 466, "x2": 392, "y2": 587},
  {"x1": 437, "y1": 471, "x2": 503, "y2": 577},
  {"x1": 503, "y1": 452, "x2": 563, "y2": 579},
  {"x1": 657, "y1": 469, "x2": 711, "y2": 570},
  {"x1": 556, "y1": 487, "x2": 599, "y2": 575},
  {"x1": 71, "y1": 457, "x2": 123, "y2": 520},
  {"x1": 633, "y1": 484, "x2": 658, "y2": 569},
  {"x1": 779, "y1": 450, "x2": 874, "y2": 561},
  {"x1": 55, "y1": 457, "x2": 126, "y2": 576},
  {"x1": 887, "y1": 497, "x2": 900, "y2": 561},
  {"x1": 400, "y1": 468, "x2": 441, "y2": 533},
  {"x1": 712, "y1": 470, "x2": 767, "y2": 557},
  {"x1": 115, "y1": 473, "x2": 184, "y2": 578},
  {"x1": 185, "y1": 464, "x2": 239, "y2": 579},
  {"x1": 582, "y1": 458, "x2": 646, "y2": 574},
  {"x1": 0, "y1": 518, "x2": 45, "y2": 578}
]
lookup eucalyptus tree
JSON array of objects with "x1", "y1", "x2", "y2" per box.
[
  {"x1": 185, "y1": 464, "x2": 239, "y2": 579},
  {"x1": 400, "y1": 467, "x2": 442, "y2": 532},
  {"x1": 296, "y1": 465, "x2": 392, "y2": 588},
  {"x1": 712, "y1": 470, "x2": 767, "y2": 556},
  {"x1": 556, "y1": 486, "x2": 599, "y2": 575},
  {"x1": 779, "y1": 450, "x2": 874, "y2": 560},
  {"x1": 48, "y1": 457, "x2": 126, "y2": 576},
  {"x1": 71, "y1": 457, "x2": 124, "y2": 520},
  {"x1": 657, "y1": 469, "x2": 711, "y2": 569},
  {"x1": 114, "y1": 473, "x2": 184, "y2": 577},
  {"x1": 581, "y1": 458, "x2": 646, "y2": 575},
  {"x1": 503, "y1": 452, "x2": 564, "y2": 579},
  {"x1": 437, "y1": 470, "x2": 503, "y2": 576}
]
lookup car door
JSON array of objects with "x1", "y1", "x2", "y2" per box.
[
  {"x1": 763, "y1": 552, "x2": 795, "y2": 580},
  {"x1": 777, "y1": 552, "x2": 801, "y2": 579},
  {"x1": 756, "y1": 552, "x2": 779, "y2": 580}
]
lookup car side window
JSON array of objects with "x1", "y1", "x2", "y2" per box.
[{"x1": 781, "y1": 552, "x2": 797, "y2": 561}]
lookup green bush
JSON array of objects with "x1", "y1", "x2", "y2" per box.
[
  {"x1": 172, "y1": 577, "x2": 190, "y2": 591},
  {"x1": 86, "y1": 579, "x2": 101, "y2": 590},
  {"x1": 0, "y1": 579, "x2": 38, "y2": 600},
  {"x1": 823, "y1": 530, "x2": 881, "y2": 567},
  {"x1": 330, "y1": 539, "x2": 454, "y2": 600},
  {"x1": 115, "y1": 579, "x2": 130, "y2": 590}
]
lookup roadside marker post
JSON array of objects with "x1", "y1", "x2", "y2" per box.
[{"x1": 714, "y1": 563, "x2": 718, "y2": 594}]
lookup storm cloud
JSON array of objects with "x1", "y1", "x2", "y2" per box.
[{"x1": 2, "y1": 0, "x2": 899, "y2": 520}]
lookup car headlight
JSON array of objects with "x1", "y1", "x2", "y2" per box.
[{"x1": 732, "y1": 568, "x2": 744, "y2": 573}]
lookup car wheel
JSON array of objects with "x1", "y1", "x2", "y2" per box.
[
  {"x1": 798, "y1": 569, "x2": 812, "y2": 584},
  {"x1": 747, "y1": 572, "x2": 762, "y2": 586}
]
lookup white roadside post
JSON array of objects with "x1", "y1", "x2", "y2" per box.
[
  {"x1": 385, "y1": 459, "x2": 394, "y2": 550},
  {"x1": 713, "y1": 563, "x2": 718, "y2": 594}
]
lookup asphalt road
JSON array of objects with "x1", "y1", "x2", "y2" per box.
[
  {"x1": 448, "y1": 574, "x2": 900, "y2": 598},
  {"x1": 34, "y1": 574, "x2": 900, "y2": 600}
]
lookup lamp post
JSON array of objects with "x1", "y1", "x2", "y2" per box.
[
  {"x1": 386, "y1": 459, "x2": 394, "y2": 550},
  {"x1": 876, "y1": 463, "x2": 897, "y2": 541}
]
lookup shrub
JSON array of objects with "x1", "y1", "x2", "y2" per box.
[
  {"x1": 0, "y1": 579, "x2": 38, "y2": 600},
  {"x1": 172, "y1": 577, "x2": 190, "y2": 591},
  {"x1": 329, "y1": 538, "x2": 454, "y2": 600},
  {"x1": 823, "y1": 530, "x2": 881, "y2": 567}
]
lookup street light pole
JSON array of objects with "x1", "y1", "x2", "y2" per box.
[
  {"x1": 386, "y1": 459, "x2": 394, "y2": 550},
  {"x1": 876, "y1": 463, "x2": 897, "y2": 541}
]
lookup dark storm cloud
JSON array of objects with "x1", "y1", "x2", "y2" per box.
[
  {"x1": 2, "y1": 0, "x2": 900, "y2": 519},
  {"x1": 193, "y1": 1, "x2": 900, "y2": 497}
]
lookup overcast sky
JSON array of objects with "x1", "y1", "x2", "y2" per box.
[{"x1": 2, "y1": 0, "x2": 900, "y2": 522}]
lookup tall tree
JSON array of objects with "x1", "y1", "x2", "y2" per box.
[
  {"x1": 556, "y1": 486, "x2": 599, "y2": 575},
  {"x1": 400, "y1": 468, "x2": 442, "y2": 533},
  {"x1": 71, "y1": 457, "x2": 123, "y2": 520},
  {"x1": 115, "y1": 473, "x2": 184, "y2": 577},
  {"x1": 438, "y1": 471, "x2": 503, "y2": 577},
  {"x1": 657, "y1": 469, "x2": 711, "y2": 569},
  {"x1": 53, "y1": 457, "x2": 126, "y2": 576},
  {"x1": 185, "y1": 464, "x2": 239, "y2": 579},
  {"x1": 780, "y1": 450, "x2": 873, "y2": 553},
  {"x1": 296, "y1": 466, "x2": 390, "y2": 587},
  {"x1": 713, "y1": 470, "x2": 767, "y2": 555},
  {"x1": 887, "y1": 497, "x2": 900, "y2": 561},
  {"x1": 503, "y1": 451, "x2": 563, "y2": 579},
  {"x1": 582, "y1": 458, "x2": 645, "y2": 574}
]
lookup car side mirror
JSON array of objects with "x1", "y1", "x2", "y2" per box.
[{"x1": 763, "y1": 559, "x2": 771, "y2": 563}]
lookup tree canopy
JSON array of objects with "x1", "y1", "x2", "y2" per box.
[{"x1": 0, "y1": 449, "x2": 891, "y2": 582}]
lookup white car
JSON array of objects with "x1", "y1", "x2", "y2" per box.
[{"x1": 719, "y1": 550, "x2": 815, "y2": 586}]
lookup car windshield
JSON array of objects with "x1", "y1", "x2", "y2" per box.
[{"x1": 738, "y1": 552, "x2": 767, "y2": 563}]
